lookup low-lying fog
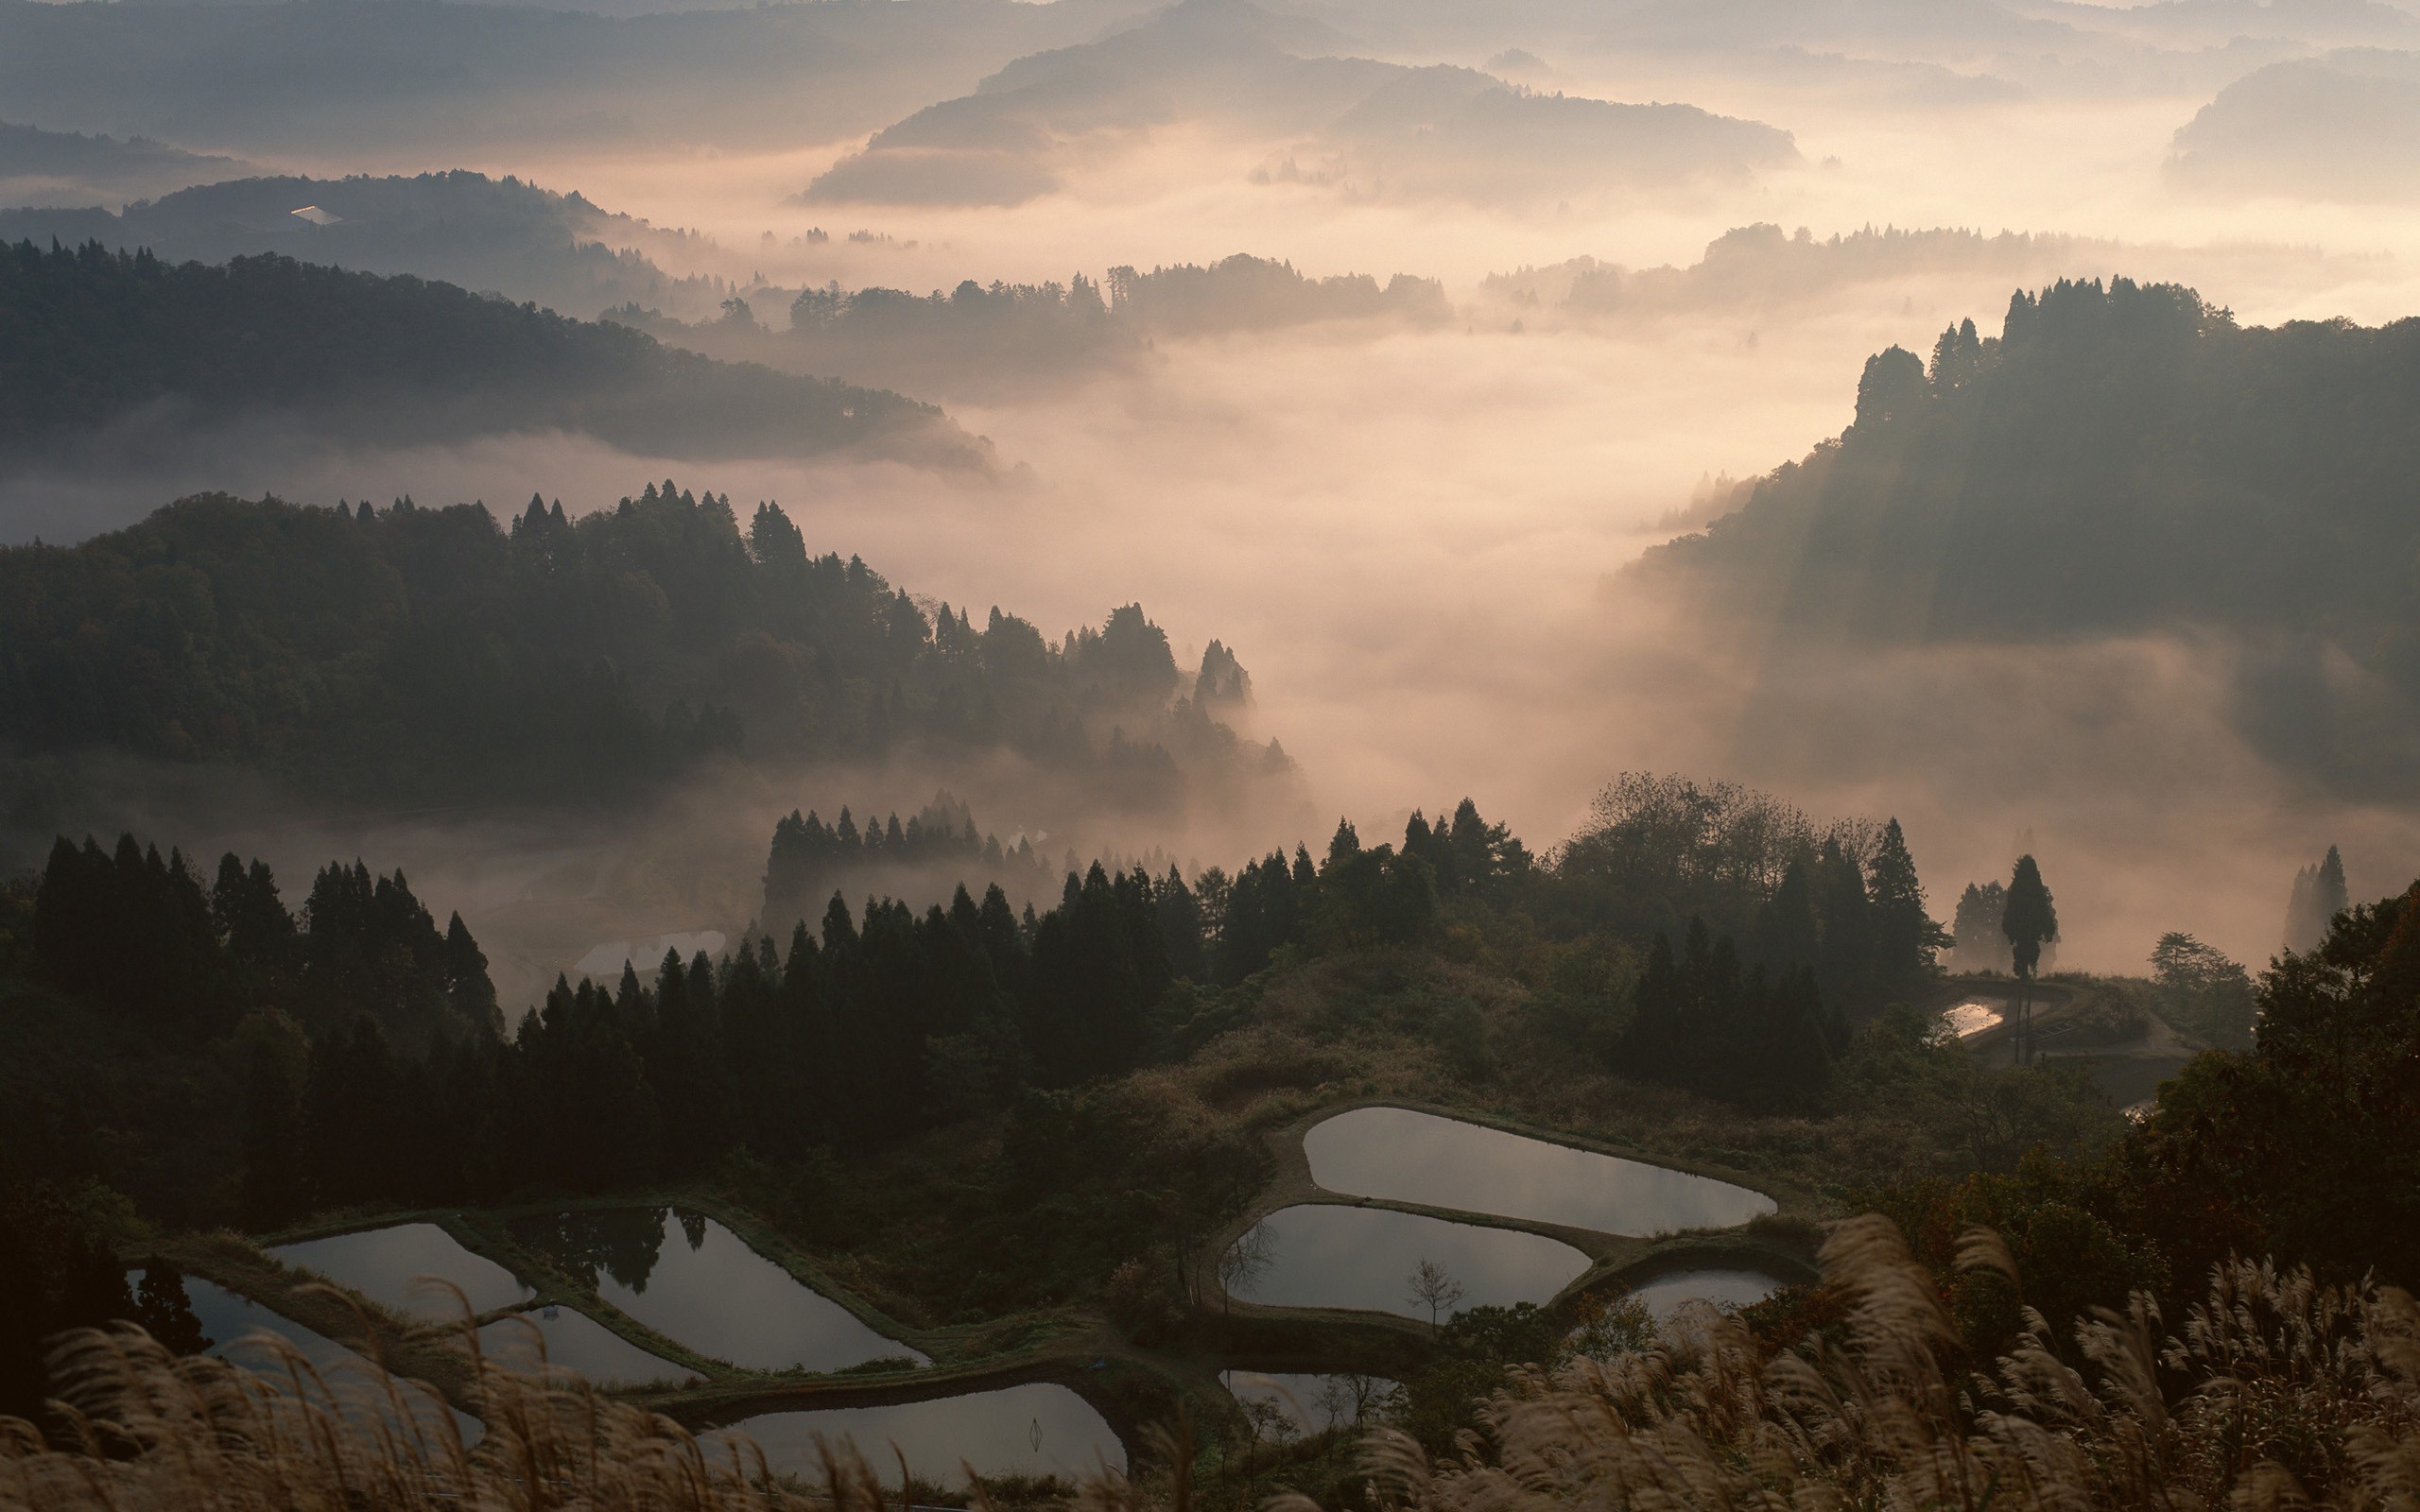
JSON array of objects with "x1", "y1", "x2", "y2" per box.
[{"x1": 13, "y1": 0, "x2": 2420, "y2": 987}]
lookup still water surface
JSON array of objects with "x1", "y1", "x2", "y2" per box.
[
  {"x1": 510, "y1": 1208, "x2": 925, "y2": 1372},
  {"x1": 1305, "y1": 1108, "x2": 1774, "y2": 1236},
  {"x1": 477, "y1": 1304, "x2": 701, "y2": 1387},
  {"x1": 270, "y1": 1222, "x2": 531, "y2": 1321},
  {"x1": 1222, "y1": 1370, "x2": 1397, "y2": 1435},
  {"x1": 725, "y1": 1383, "x2": 1122, "y2": 1484},
  {"x1": 148, "y1": 1271, "x2": 482, "y2": 1443},
  {"x1": 1223, "y1": 1204, "x2": 1590, "y2": 1319},
  {"x1": 1626, "y1": 1268, "x2": 1784, "y2": 1317}
]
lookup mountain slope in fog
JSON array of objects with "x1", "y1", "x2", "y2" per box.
[
  {"x1": 806, "y1": 0, "x2": 1796, "y2": 207},
  {"x1": 0, "y1": 120, "x2": 248, "y2": 209},
  {"x1": 1638, "y1": 276, "x2": 2420, "y2": 794},
  {"x1": 0, "y1": 483, "x2": 1279, "y2": 816},
  {"x1": 2167, "y1": 48, "x2": 2420, "y2": 200},
  {"x1": 0, "y1": 241, "x2": 976, "y2": 467},
  {"x1": 0, "y1": 171, "x2": 720, "y2": 322},
  {"x1": 628, "y1": 253, "x2": 1449, "y2": 400},
  {"x1": 1478, "y1": 223, "x2": 2365, "y2": 329},
  {"x1": 0, "y1": 0, "x2": 1156, "y2": 156}
]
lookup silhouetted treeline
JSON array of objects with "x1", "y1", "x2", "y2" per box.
[
  {"x1": 0, "y1": 171, "x2": 719, "y2": 320},
  {"x1": 0, "y1": 240, "x2": 970, "y2": 461},
  {"x1": 30, "y1": 833, "x2": 493, "y2": 1052},
  {"x1": 761, "y1": 793, "x2": 1065, "y2": 934},
  {"x1": 776, "y1": 255, "x2": 1444, "y2": 341},
  {"x1": 0, "y1": 483, "x2": 1270, "y2": 806},
  {"x1": 1642, "y1": 276, "x2": 2420, "y2": 795}
]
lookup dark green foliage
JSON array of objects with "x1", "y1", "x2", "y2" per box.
[
  {"x1": 0, "y1": 240, "x2": 957, "y2": 459},
  {"x1": 130, "y1": 1260, "x2": 209, "y2": 1355},
  {"x1": 1621, "y1": 919, "x2": 1834, "y2": 1108},
  {"x1": 1644, "y1": 277, "x2": 2420, "y2": 796},
  {"x1": 2124, "y1": 886, "x2": 2420, "y2": 1291},
  {"x1": 0, "y1": 1178, "x2": 135, "y2": 1420},
  {"x1": 1866, "y1": 818, "x2": 1948, "y2": 999},
  {"x1": 0, "y1": 485, "x2": 1249, "y2": 807},
  {"x1": 2148, "y1": 932, "x2": 2257, "y2": 1051},
  {"x1": 33, "y1": 834, "x2": 229, "y2": 1036},
  {"x1": 2002, "y1": 855, "x2": 2058, "y2": 980}
]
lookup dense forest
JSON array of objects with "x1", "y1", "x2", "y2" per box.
[
  {"x1": 0, "y1": 171, "x2": 725, "y2": 320},
  {"x1": 4, "y1": 767, "x2": 2405, "y2": 1488},
  {"x1": 614, "y1": 254, "x2": 1450, "y2": 395},
  {"x1": 0, "y1": 119, "x2": 244, "y2": 206},
  {"x1": 0, "y1": 483, "x2": 1275, "y2": 813},
  {"x1": 1639, "y1": 277, "x2": 2420, "y2": 792},
  {"x1": 0, "y1": 240, "x2": 974, "y2": 463}
]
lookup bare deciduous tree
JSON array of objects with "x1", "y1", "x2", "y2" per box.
[{"x1": 1407, "y1": 1257, "x2": 1464, "y2": 1326}]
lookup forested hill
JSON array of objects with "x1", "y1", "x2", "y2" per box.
[
  {"x1": 0, "y1": 171, "x2": 703, "y2": 319},
  {"x1": 1642, "y1": 277, "x2": 2420, "y2": 646},
  {"x1": 0, "y1": 483, "x2": 1277, "y2": 809},
  {"x1": 0, "y1": 240, "x2": 978, "y2": 465}
]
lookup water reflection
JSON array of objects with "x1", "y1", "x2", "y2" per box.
[
  {"x1": 269, "y1": 1223, "x2": 531, "y2": 1321},
  {"x1": 724, "y1": 1383, "x2": 1122, "y2": 1485},
  {"x1": 477, "y1": 1304, "x2": 701, "y2": 1388},
  {"x1": 1305, "y1": 1108, "x2": 1774, "y2": 1236},
  {"x1": 1222, "y1": 1371, "x2": 1395, "y2": 1435},
  {"x1": 144, "y1": 1270, "x2": 482, "y2": 1445},
  {"x1": 510, "y1": 1207, "x2": 925, "y2": 1372},
  {"x1": 1625, "y1": 1268, "x2": 1783, "y2": 1317},
  {"x1": 1223, "y1": 1204, "x2": 1590, "y2": 1319},
  {"x1": 1936, "y1": 999, "x2": 2003, "y2": 1040}
]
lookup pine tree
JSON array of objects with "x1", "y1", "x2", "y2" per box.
[{"x1": 1866, "y1": 817, "x2": 1942, "y2": 999}]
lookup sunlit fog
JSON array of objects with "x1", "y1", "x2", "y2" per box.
[{"x1": 8, "y1": 4, "x2": 2420, "y2": 1491}]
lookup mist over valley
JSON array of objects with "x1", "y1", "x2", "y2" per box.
[{"x1": 7, "y1": 1, "x2": 2420, "y2": 1504}]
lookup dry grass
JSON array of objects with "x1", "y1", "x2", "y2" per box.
[
  {"x1": 9, "y1": 1219, "x2": 2418, "y2": 1511},
  {"x1": 1263, "y1": 1216, "x2": 2420, "y2": 1512},
  {"x1": 0, "y1": 1305, "x2": 938, "y2": 1512}
]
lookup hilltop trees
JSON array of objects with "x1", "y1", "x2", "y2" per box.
[
  {"x1": 2002, "y1": 855, "x2": 2058, "y2": 1063},
  {"x1": 0, "y1": 240, "x2": 956, "y2": 461},
  {"x1": 2284, "y1": 845, "x2": 2349, "y2": 953},
  {"x1": 0, "y1": 485, "x2": 1267, "y2": 810},
  {"x1": 2149, "y1": 932, "x2": 2257, "y2": 1050}
]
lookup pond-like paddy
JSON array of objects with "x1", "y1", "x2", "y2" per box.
[
  {"x1": 477, "y1": 1304, "x2": 701, "y2": 1388},
  {"x1": 270, "y1": 1222, "x2": 531, "y2": 1322},
  {"x1": 1223, "y1": 1371, "x2": 1396, "y2": 1435},
  {"x1": 1304, "y1": 1108, "x2": 1774, "y2": 1236},
  {"x1": 724, "y1": 1383, "x2": 1123, "y2": 1485},
  {"x1": 1937, "y1": 999, "x2": 2004, "y2": 1040},
  {"x1": 509, "y1": 1208, "x2": 925, "y2": 1372},
  {"x1": 1625, "y1": 1268, "x2": 1784, "y2": 1318},
  {"x1": 1223, "y1": 1204, "x2": 1590, "y2": 1319},
  {"x1": 150, "y1": 1270, "x2": 481, "y2": 1444}
]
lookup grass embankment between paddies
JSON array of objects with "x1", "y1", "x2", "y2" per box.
[{"x1": 135, "y1": 945, "x2": 1925, "y2": 1465}]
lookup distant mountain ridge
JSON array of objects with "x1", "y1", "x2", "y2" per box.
[
  {"x1": 0, "y1": 120, "x2": 249, "y2": 208},
  {"x1": 0, "y1": 170, "x2": 719, "y2": 320},
  {"x1": 805, "y1": 0, "x2": 1797, "y2": 207},
  {"x1": 0, "y1": 240, "x2": 981, "y2": 467}
]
